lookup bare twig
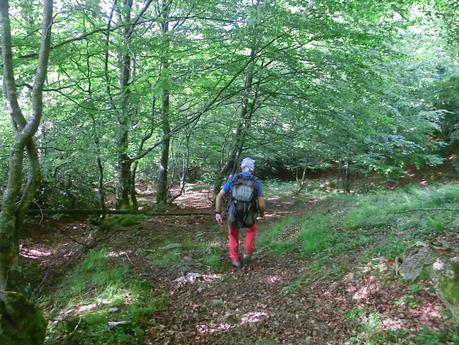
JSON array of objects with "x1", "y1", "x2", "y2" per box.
[{"x1": 33, "y1": 200, "x2": 44, "y2": 225}]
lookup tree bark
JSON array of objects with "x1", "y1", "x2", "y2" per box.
[
  {"x1": 116, "y1": 0, "x2": 134, "y2": 209},
  {"x1": 0, "y1": 0, "x2": 53, "y2": 292},
  {"x1": 214, "y1": 49, "x2": 258, "y2": 194},
  {"x1": 339, "y1": 158, "x2": 351, "y2": 193},
  {"x1": 156, "y1": 0, "x2": 171, "y2": 204},
  {"x1": 0, "y1": 1, "x2": 53, "y2": 343}
]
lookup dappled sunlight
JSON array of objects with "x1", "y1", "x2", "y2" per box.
[
  {"x1": 380, "y1": 316, "x2": 404, "y2": 331},
  {"x1": 339, "y1": 256, "x2": 446, "y2": 336},
  {"x1": 173, "y1": 185, "x2": 213, "y2": 209},
  {"x1": 20, "y1": 246, "x2": 52, "y2": 259},
  {"x1": 196, "y1": 310, "x2": 270, "y2": 335},
  {"x1": 407, "y1": 303, "x2": 442, "y2": 322},
  {"x1": 240, "y1": 311, "x2": 269, "y2": 325},
  {"x1": 74, "y1": 303, "x2": 99, "y2": 314},
  {"x1": 266, "y1": 275, "x2": 283, "y2": 284},
  {"x1": 197, "y1": 321, "x2": 232, "y2": 335},
  {"x1": 173, "y1": 272, "x2": 223, "y2": 287},
  {"x1": 264, "y1": 210, "x2": 292, "y2": 219},
  {"x1": 266, "y1": 196, "x2": 281, "y2": 201},
  {"x1": 352, "y1": 276, "x2": 381, "y2": 301},
  {"x1": 54, "y1": 286, "x2": 138, "y2": 322},
  {"x1": 107, "y1": 250, "x2": 133, "y2": 259}
]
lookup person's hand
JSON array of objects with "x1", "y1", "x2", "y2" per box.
[
  {"x1": 257, "y1": 212, "x2": 265, "y2": 221},
  {"x1": 215, "y1": 213, "x2": 223, "y2": 225}
]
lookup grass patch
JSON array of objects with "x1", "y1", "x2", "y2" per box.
[
  {"x1": 257, "y1": 216, "x2": 298, "y2": 252},
  {"x1": 366, "y1": 236, "x2": 409, "y2": 260},
  {"x1": 100, "y1": 214, "x2": 147, "y2": 231},
  {"x1": 55, "y1": 247, "x2": 129, "y2": 303},
  {"x1": 202, "y1": 252, "x2": 222, "y2": 271},
  {"x1": 299, "y1": 214, "x2": 334, "y2": 255},
  {"x1": 45, "y1": 247, "x2": 167, "y2": 345}
]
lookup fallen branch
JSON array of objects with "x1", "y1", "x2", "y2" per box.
[{"x1": 25, "y1": 209, "x2": 211, "y2": 216}]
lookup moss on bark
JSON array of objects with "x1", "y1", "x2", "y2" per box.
[{"x1": 0, "y1": 291, "x2": 47, "y2": 345}]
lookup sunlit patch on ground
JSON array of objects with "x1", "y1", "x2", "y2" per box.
[
  {"x1": 196, "y1": 311, "x2": 270, "y2": 335},
  {"x1": 339, "y1": 256, "x2": 445, "y2": 335},
  {"x1": 107, "y1": 250, "x2": 134, "y2": 264},
  {"x1": 239, "y1": 311, "x2": 269, "y2": 325},
  {"x1": 197, "y1": 322, "x2": 232, "y2": 335},
  {"x1": 20, "y1": 245, "x2": 52, "y2": 259},
  {"x1": 173, "y1": 184, "x2": 213, "y2": 209},
  {"x1": 406, "y1": 303, "x2": 442, "y2": 323},
  {"x1": 173, "y1": 272, "x2": 223, "y2": 287},
  {"x1": 380, "y1": 316, "x2": 404, "y2": 330},
  {"x1": 265, "y1": 275, "x2": 283, "y2": 284},
  {"x1": 74, "y1": 303, "x2": 99, "y2": 314},
  {"x1": 351, "y1": 276, "x2": 382, "y2": 301}
]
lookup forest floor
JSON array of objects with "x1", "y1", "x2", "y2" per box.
[{"x1": 20, "y1": 180, "x2": 459, "y2": 345}]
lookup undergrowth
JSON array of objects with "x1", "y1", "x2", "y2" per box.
[
  {"x1": 44, "y1": 247, "x2": 166, "y2": 345},
  {"x1": 260, "y1": 183, "x2": 459, "y2": 261},
  {"x1": 260, "y1": 182, "x2": 459, "y2": 343},
  {"x1": 42, "y1": 181, "x2": 459, "y2": 344}
]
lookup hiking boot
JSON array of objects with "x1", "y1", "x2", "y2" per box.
[
  {"x1": 231, "y1": 260, "x2": 241, "y2": 268},
  {"x1": 243, "y1": 254, "x2": 252, "y2": 263}
]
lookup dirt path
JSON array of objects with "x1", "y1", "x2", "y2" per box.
[{"x1": 20, "y1": 186, "x2": 450, "y2": 344}]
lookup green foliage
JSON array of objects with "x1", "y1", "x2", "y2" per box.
[
  {"x1": 1, "y1": 0, "x2": 456, "y2": 205},
  {"x1": 413, "y1": 327, "x2": 459, "y2": 345}
]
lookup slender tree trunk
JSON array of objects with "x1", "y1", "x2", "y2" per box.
[
  {"x1": 131, "y1": 161, "x2": 139, "y2": 210},
  {"x1": 339, "y1": 158, "x2": 351, "y2": 193},
  {"x1": 0, "y1": 1, "x2": 52, "y2": 343},
  {"x1": 116, "y1": 0, "x2": 133, "y2": 209},
  {"x1": 0, "y1": 0, "x2": 52, "y2": 291},
  {"x1": 295, "y1": 167, "x2": 307, "y2": 194},
  {"x1": 86, "y1": 34, "x2": 107, "y2": 218},
  {"x1": 156, "y1": 1, "x2": 171, "y2": 204},
  {"x1": 214, "y1": 49, "x2": 258, "y2": 194},
  {"x1": 179, "y1": 131, "x2": 192, "y2": 194}
]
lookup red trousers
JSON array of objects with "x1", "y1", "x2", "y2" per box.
[{"x1": 228, "y1": 224, "x2": 257, "y2": 261}]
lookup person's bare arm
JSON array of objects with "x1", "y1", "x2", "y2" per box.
[
  {"x1": 215, "y1": 189, "x2": 225, "y2": 224},
  {"x1": 257, "y1": 196, "x2": 265, "y2": 217}
]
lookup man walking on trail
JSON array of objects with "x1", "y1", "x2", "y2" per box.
[{"x1": 215, "y1": 157, "x2": 265, "y2": 267}]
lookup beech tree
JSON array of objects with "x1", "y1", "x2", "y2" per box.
[{"x1": 0, "y1": 0, "x2": 53, "y2": 343}]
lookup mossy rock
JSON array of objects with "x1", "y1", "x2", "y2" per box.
[
  {"x1": 433, "y1": 257, "x2": 459, "y2": 323},
  {"x1": 0, "y1": 291, "x2": 47, "y2": 345}
]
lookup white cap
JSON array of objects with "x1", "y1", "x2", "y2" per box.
[{"x1": 241, "y1": 157, "x2": 255, "y2": 171}]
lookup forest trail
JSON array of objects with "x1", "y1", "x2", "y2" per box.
[
  {"x1": 139, "y1": 189, "x2": 445, "y2": 344},
  {"x1": 21, "y1": 185, "x2": 451, "y2": 344}
]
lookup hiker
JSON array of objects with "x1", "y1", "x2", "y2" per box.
[{"x1": 215, "y1": 157, "x2": 265, "y2": 267}]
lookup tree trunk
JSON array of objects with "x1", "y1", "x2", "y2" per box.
[
  {"x1": 131, "y1": 161, "x2": 139, "y2": 211},
  {"x1": 339, "y1": 158, "x2": 351, "y2": 193},
  {"x1": 214, "y1": 49, "x2": 258, "y2": 194},
  {"x1": 96, "y1": 157, "x2": 107, "y2": 217},
  {"x1": 0, "y1": 0, "x2": 53, "y2": 343},
  {"x1": 116, "y1": 0, "x2": 133, "y2": 209},
  {"x1": 156, "y1": 1, "x2": 171, "y2": 204}
]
